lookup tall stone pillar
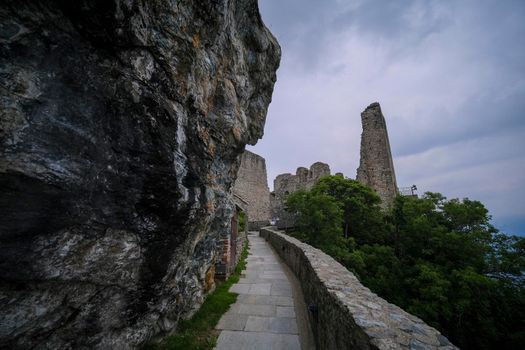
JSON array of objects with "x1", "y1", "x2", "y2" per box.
[
  {"x1": 356, "y1": 102, "x2": 398, "y2": 209},
  {"x1": 232, "y1": 150, "x2": 271, "y2": 229}
]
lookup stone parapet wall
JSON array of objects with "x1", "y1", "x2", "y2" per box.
[
  {"x1": 260, "y1": 227, "x2": 458, "y2": 350},
  {"x1": 247, "y1": 220, "x2": 270, "y2": 231}
]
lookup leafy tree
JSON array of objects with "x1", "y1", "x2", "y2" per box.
[
  {"x1": 285, "y1": 189, "x2": 351, "y2": 260},
  {"x1": 353, "y1": 244, "x2": 405, "y2": 305},
  {"x1": 311, "y1": 176, "x2": 388, "y2": 244},
  {"x1": 406, "y1": 262, "x2": 452, "y2": 327},
  {"x1": 284, "y1": 179, "x2": 525, "y2": 350},
  {"x1": 488, "y1": 232, "x2": 525, "y2": 279}
]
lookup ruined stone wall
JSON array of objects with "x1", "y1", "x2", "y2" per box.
[
  {"x1": 356, "y1": 102, "x2": 398, "y2": 209},
  {"x1": 235, "y1": 230, "x2": 247, "y2": 266},
  {"x1": 271, "y1": 162, "x2": 330, "y2": 229},
  {"x1": 232, "y1": 150, "x2": 271, "y2": 229},
  {"x1": 0, "y1": 1, "x2": 280, "y2": 348},
  {"x1": 260, "y1": 228, "x2": 458, "y2": 350},
  {"x1": 216, "y1": 196, "x2": 248, "y2": 279}
]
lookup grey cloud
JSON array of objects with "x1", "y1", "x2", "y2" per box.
[
  {"x1": 391, "y1": 91, "x2": 525, "y2": 157},
  {"x1": 333, "y1": 1, "x2": 450, "y2": 43},
  {"x1": 254, "y1": 0, "x2": 525, "y2": 235}
]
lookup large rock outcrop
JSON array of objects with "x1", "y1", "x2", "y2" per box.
[
  {"x1": 356, "y1": 102, "x2": 398, "y2": 209},
  {"x1": 0, "y1": 1, "x2": 280, "y2": 348}
]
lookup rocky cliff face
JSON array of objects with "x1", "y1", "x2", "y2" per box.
[{"x1": 0, "y1": 1, "x2": 280, "y2": 348}]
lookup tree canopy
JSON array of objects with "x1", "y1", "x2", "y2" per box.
[{"x1": 285, "y1": 175, "x2": 525, "y2": 350}]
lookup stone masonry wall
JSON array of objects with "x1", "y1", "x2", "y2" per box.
[
  {"x1": 216, "y1": 196, "x2": 248, "y2": 279},
  {"x1": 260, "y1": 227, "x2": 458, "y2": 350},
  {"x1": 356, "y1": 102, "x2": 398, "y2": 209},
  {"x1": 270, "y1": 162, "x2": 330, "y2": 229},
  {"x1": 235, "y1": 230, "x2": 247, "y2": 266},
  {"x1": 232, "y1": 150, "x2": 271, "y2": 228}
]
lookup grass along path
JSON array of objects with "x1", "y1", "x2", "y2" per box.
[{"x1": 148, "y1": 241, "x2": 249, "y2": 350}]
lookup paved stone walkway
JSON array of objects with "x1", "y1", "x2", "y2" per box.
[{"x1": 214, "y1": 232, "x2": 310, "y2": 350}]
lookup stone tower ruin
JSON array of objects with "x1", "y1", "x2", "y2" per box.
[
  {"x1": 271, "y1": 162, "x2": 331, "y2": 229},
  {"x1": 356, "y1": 102, "x2": 398, "y2": 209},
  {"x1": 232, "y1": 150, "x2": 271, "y2": 229}
]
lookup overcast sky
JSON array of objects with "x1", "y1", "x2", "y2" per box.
[{"x1": 248, "y1": 0, "x2": 525, "y2": 236}]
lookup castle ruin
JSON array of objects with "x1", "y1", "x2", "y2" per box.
[
  {"x1": 232, "y1": 152, "x2": 331, "y2": 230},
  {"x1": 270, "y1": 162, "x2": 331, "y2": 229},
  {"x1": 356, "y1": 102, "x2": 398, "y2": 209},
  {"x1": 232, "y1": 150, "x2": 272, "y2": 229}
]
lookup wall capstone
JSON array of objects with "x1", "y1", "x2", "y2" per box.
[{"x1": 260, "y1": 227, "x2": 458, "y2": 350}]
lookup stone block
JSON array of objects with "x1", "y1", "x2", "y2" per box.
[
  {"x1": 248, "y1": 283, "x2": 272, "y2": 295},
  {"x1": 214, "y1": 330, "x2": 300, "y2": 350},
  {"x1": 237, "y1": 304, "x2": 276, "y2": 317},
  {"x1": 244, "y1": 316, "x2": 299, "y2": 334},
  {"x1": 216, "y1": 313, "x2": 249, "y2": 331},
  {"x1": 276, "y1": 306, "x2": 296, "y2": 318},
  {"x1": 229, "y1": 284, "x2": 251, "y2": 294}
]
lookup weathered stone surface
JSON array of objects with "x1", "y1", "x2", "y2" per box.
[
  {"x1": 215, "y1": 330, "x2": 301, "y2": 350},
  {"x1": 270, "y1": 162, "x2": 330, "y2": 229},
  {"x1": 215, "y1": 233, "x2": 313, "y2": 350},
  {"x1": 0, "y1": 1, "x2": 280, "y2": 348},
  {"x1": 260, "y1": 228, "x2": 459, "y2": 350},
  {"x1": 233, "y1": 150, "x2": 271, "y2": 229},
  {"x1": 356, "y1": 102, "x2": 398, "y2": 209}
]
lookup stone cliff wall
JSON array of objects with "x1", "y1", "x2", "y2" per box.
[
  {"x1": 270, "y1": 162, "x2": 330, "y2": 229},
  {"x1": 356, "y1": 102, "x2": 398, "y2": 209},
  {"x1": 260, "y1": 228, "x2": 458, "y2": 350},
  {"x1": 0, "y1": 1, "x2": 280, "y2": 348},
  {"x1": 232, "y1": 150, "x2": 271, "y2": 229}
]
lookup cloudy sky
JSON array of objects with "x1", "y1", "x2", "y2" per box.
[{"x1": 248, "y1": 0, "x2": 525, "y2": 236}]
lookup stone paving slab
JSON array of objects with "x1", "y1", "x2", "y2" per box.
[
  {"x1": 229, "y1": 284, "x2": 250, "y2": 294},
  {"x1": 270, "y1": 284, "x2": 293, "y2": 297},
  {"x1": 215, "y1": 313, "x2": 249, "y2": 331},
  {"x1": 214, "y1": 232, "x2": 304, "y2": 349},
  {"x1": 244, "y1": 316, "x2": 299, "y2": 334},
  {"x1": 236, "y1": 278, "x2": 275, "y2": 284},
  {"x1": 214, "y1": 330, "x2": 300, "y2": 350},
  {"x1": 237, "y1": 304, "x2": 276, "y2": 317},
  {"x1": 248, "y1": 283, "x2": 272, "y2": 295},
  {"x1": 237, "y1": 294, "x2": 294, "y2": 306},
  {"x1": 277, "y1": 306, "x2": 296, "y2": 318}
]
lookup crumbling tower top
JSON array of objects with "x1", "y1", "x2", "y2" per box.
[{"x1": 356, "y1": 102, "x2": 398, "y2": 209}]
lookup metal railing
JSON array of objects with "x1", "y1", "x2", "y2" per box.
[{"x1": 398, "y1": 185, "x2": 418, "y2": 197}]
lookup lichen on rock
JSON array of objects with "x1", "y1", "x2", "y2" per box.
[{"x1": 0, "y1": 0, "x2": 280, "y2": 348}]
